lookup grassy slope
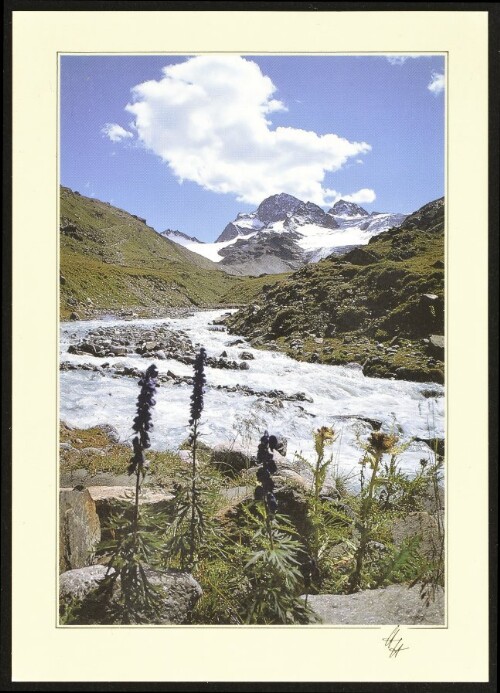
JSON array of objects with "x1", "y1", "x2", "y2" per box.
[
  {"x1": 60, "y1": 187, "x2": 287, "y2": 318},
  {"x1": 226, "y1": 198, "x2": 445, "y2": 383}
]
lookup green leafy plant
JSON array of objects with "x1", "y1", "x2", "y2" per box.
[
  {"x1": 297, "y1": 427, "x2": 337, "y2": 595},
  {"x1": 165, "y1": 348, "x2": 208, "y2": 572},
  {"x1": 233, "y1": 432, "x2": 316, "y2": 624},
  {"x1": 69, "y1": 364, "x2": 167, "y2": 624},
  {"x1": 348, "y1": 430, "x2": 400, "y2": 592},
  {"x1": 239, "y1": 505, "x2": 314, "y2": 624}
]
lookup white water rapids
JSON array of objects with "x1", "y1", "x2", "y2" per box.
[{"x1": 60, "y1": 310, "x2": 444, "y2": 480}]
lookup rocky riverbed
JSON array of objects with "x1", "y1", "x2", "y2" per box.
[{"x1": 60, "y1": 310, "x2": 445, "y2": 477}]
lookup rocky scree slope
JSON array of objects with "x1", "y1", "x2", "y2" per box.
[
  {"x1": 224, "y1": 197, "x2": 445, "y2": 383},
  {"x1": 59, "y1": 187, "x2": 285, "y2": 319}
]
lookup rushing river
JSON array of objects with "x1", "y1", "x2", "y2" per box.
[{"x1": 60, "y1": 310, "x2": 444, "y2": 479}]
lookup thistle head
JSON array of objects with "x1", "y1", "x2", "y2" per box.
[
  {"x1": 189, "y1": 347, "x2": 207, "y2": 425},
  {"x1": 368, "y1": 431, "x2": 399, "y2": 454},
  {"x1": 314, "y1": 425, "x2": 336, "y2": 455}
]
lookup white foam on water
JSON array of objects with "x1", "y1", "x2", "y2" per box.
[{"x1": 60, "y1": 310, "x2": 444, "y2": 478}]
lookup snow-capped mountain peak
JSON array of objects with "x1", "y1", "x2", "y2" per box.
[
  {"x1": 328, "y1": 199, "x2": 370, "y2": 218},
  {"x1": 162, "y1": 192, "x2": 407, "y2": 274},
  {"x1": 256, "y1": 193, "x2": 303, "y2": 225}
]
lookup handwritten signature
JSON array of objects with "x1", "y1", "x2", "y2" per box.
[{"x1": 382, "y1": 626, "x2": 409, "y2": 658}]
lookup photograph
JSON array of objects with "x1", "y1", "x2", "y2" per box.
[
  {"x1": 58, "y1": 53, "x2": 446, "y2": 627},
  {"x1": 9, "y1": 5, "x2": 494, "y2": 685}
]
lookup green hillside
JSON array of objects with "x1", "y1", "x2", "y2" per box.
[
  {"x1": 225, "y1": 198, "x2": 445, "y2": 383},
  {"x1": 60, "y1": 187, "x2": 286, "y2": 319}
]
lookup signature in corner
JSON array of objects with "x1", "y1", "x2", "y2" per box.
[{"x1": 382, "y1": 625, "x2": 409, "y2": 658}]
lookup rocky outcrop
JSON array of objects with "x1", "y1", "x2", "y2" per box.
[
  {"x1": 305, "y1": 584, "x2": 444, "y2": 624},
  {"x1": 59, "y1": 565, "x2": 202, "y2": 624},
  {"x1": 343, "y1": 247, "x2": 378, "y2": 266},
  {"x1": 219, "y1": 231, "x2": 305, "y2": 276},
  {"x1": 59, "y1": 487, "x2": 101, "y2": 572}
]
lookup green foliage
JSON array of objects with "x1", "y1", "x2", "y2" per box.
[
  {"x1": 238, "y1": 505, "x2": 316, "y2": 624},
  {"x1": 77, "y1": 505, "x2": 168, "y2": 624},
  {"x1": 348, "y1": 432, "x2": 401, "y2": 592},
  {"x1": 59, "y1": 595, "x2": 84, "y2": 625},
  {"x1": 59, "y1": 186, "x2": 285, "y2": 319},
  {"x1": 374, "y1": 536, "x2": 426, "y2": 588},
  {"x1": 295, "y1": 427, "x2": 338, "y2": 593},
  {"x1": 163, "y1": 471, "x2": 206, "y2": 571}
]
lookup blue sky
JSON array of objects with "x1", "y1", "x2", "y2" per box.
[{"x1": 60, "y1": 54, "x2": 445, "y2": 241}]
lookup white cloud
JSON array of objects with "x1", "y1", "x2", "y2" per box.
[
  {"x1": 125, "y1": 55, "x2": 372, "y2": 206},
  {"x1": 386, "y1": 55, "x2": 433, "y2": 65},
  {"x1": 427, "y1": 72, "x2": 445, "y2": 95},
  {"x1": 341, "y1": 188, "x2": 376, "y2": 204},
  {"x1": 386, "y1": 56, "x2": 411, "y2": 66},
  {"x1": 102, "y1": 123, "x2": 134, "y2": 142}
]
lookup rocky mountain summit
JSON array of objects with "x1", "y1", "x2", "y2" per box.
[
  {"x1": 168, "y1": 192, "x2": 407, "y2": 275},
  {"x1": 328, "y1": 199, "x2": 370, "y2": 218}
]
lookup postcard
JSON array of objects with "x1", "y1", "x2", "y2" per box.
[{"x1": 11, "y1": 8, "x2": 490, "y2": 684}]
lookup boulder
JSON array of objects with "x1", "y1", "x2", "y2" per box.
[
  {"x1": 59, "y1": 487, "x2": 101, "y2": 573},
  {"x1": 305, "y1": 584, "x2": 444, "y2": 624},
  {"x1": 239, "y1": 351, "x2": 255, "y2": 360},
  {"x1": 110, "y1": 346, "x2": 128, "y2": 356},
  {"x1": 344, "y1": 247, "x2": 378, "y2": 265},
  {"x1": 83, "y1": 486, "x2": 175, "y2": 533},
  {"x1": 272, "y1": 449, "x2": 313, "y2": 485},
  {"x1": 145, "y1": 568, "x2": 203, "y2": 624},
  {"x1": 428, "y1": 334, "x2": 445, "y2": 359},
  {"x1": 210, "y1": 442, "x2": 252, "y2": 477},
  {"x1": 59, "y1": 565, "x2": 202, "y2": 624},
  {"x1": 60, "y1": 564, "x2": 113, "y2": 605},
  {"x1": 93, "y1": 423, "x2": 120, "y2": 444},
  {"x1": 390, "y1": 511, "x2": 442, "y2": 560},
  {"x1": 86, "y1": 486, "x2": 174, "y2": 508}
]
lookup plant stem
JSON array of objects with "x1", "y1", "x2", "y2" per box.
[
  {"x1": 350, "y1": 450, "x2": 382, "y2": 592},
  {"x1": 133, "y1": 464, "x2": 141, "y2": 544},
  {"x1": 190, "y1": 419, "x2": 198, "y2": 569},
  {"x1": 265, "y1": 504, "x2": 274, "y2": 551}
]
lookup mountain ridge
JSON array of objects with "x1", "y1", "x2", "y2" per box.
[
  {"x1": 224, "y1": 196, "x2": 445, "y2": 383},
  {"x1": 59, "y1": 186, "x2": 286, "y2": 319},
  {"x1": 166, "y1": 192, "x2": 407, "y2": 275}
]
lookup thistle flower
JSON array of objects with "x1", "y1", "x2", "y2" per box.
[
  {"x1": 254, "y1": 431, "x2": 278, "y2": 514},
  {"x1": 368, "y1": 431, "x2": 399, "y2": 454},
  {"x1": 314, "y1": 425, "x2": 335, "y2": 450},
  {"x1": 128, "y1": 364, "x2": 159, "y2": 475},
  {"x1": 189, "y1": 347, "x2": 207, "y2": 425}
]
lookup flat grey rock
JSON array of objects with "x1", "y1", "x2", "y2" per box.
[{"x1": 305, "y1": 584, "x2": 444, "y2": 625}]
